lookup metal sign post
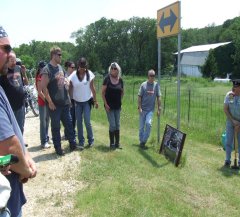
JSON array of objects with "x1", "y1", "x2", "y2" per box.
[
  {"x1": 157, "y1": 1, "x2": 181, "y2": 142},
  {"x1": 157, "y1": 38, "x2": 161, "y2": 143},
  {"x1": 177, "y1": 2, "x2": 181, "y2": 129}
]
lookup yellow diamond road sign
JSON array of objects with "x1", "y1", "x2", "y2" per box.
[{"x1": 157, "y1": 1, "x2": 180, "y2": 38}]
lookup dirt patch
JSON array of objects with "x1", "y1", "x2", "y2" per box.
[{"x1": 22, "y1": 112, "x2": 84, "y2": 217}]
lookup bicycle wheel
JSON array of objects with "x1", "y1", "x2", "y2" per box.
[{"x1": 29, "y1": 98, "x2": 39, "y2": 117}]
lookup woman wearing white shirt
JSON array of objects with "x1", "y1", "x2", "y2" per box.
[{"x1": 69, "y1": 57, "x2": 98, "y2": 150}]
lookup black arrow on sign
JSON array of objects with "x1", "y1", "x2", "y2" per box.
[{"x1": 159, "y1": 9, "x2": 177, "y2": 33}]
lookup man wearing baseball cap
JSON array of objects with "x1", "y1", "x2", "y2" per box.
[
  {"x1": 223, "y1": 79, "x2": 240, "y2": 167},
  {"x1": 0, "y1": 26, "x2": 37, "y2": 217}
]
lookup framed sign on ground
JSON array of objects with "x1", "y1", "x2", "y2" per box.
[{"x1": 159, "y1": 124, "x2": 186, "y2": 167}]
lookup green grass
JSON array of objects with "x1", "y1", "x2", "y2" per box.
[
  {"x1": 69, "y1": 77, "x2": 240, "y2": 217},
  {"x1": 72, "y1": 120, "x2": 240, "y2": 217}
]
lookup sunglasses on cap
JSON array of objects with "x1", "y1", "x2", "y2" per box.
[
  {"x1": 233, "y1": 84, "x2": 240, "y2": 87},
  {"x1": 232, "y1": 80, "x2": 240, "y2": 87},
  {"x1": 0, "y1": 44, "x2": 12, "y2": 54}
]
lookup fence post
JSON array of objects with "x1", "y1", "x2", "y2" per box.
[
  {"x1": 163, "y1": 86, "x2": 167, "y2": 115},
  {"x1": 188, "y1": 89, "x2": 191, "y2": 123},
  {"x1": 133, "y1": 82, "x2": 135, "y2": 102}
]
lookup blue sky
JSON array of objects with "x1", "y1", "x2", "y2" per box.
[{"x1": 1, "y1": 0, "x2": 240, "y2": 47}]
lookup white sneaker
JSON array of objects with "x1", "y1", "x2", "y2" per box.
[
  {"x1": 89, "y1": 142, "x2": 94, "y2": 148},
  {"x1": 76, "y1": 144, "x2": 84, "y2": 151},
  {"x1": 48, "y1": 139, "x2": 53, "y2": 144},
  {"x1": 42, "y1": 142, "x2": 51, "y2": 149}
]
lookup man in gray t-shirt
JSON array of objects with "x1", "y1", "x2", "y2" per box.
[
  {"x1": 40, "y1": 46, "x2": 77, "y2": 156},
  {"x1": 138, "y1": 69, "x2": 161, "y2": 149}
]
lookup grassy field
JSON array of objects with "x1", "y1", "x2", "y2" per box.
[{"x1": 69, "y1": 77, "x2": 240, "y2": 217}]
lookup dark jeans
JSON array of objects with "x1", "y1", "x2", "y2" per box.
[
  {"x1": 64, "y1": 99, "x2": 76, "y2": 138},
  {"x1": 49, "y1": 104, "x2": 76, "y2": 150},
  {"x1": 13, "y1": 105, "x2": 25, "y2": 134}
]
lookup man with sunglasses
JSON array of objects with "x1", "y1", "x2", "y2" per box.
[
  {"x1": 40, "y1": 46, "x2": 77, "y2": 156},
  {"x1": 0, "y1": 26, "x2": 37, "y2": 217},
  {"x1": 138, "y1": 69, "x2": 161, "y2": 149}
]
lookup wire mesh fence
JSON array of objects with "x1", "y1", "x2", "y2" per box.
[
  {"x1": 94, "y1": 76, "x2": 227, "y2": 144},
  {"x1": 95, "y1": 77, "x2": 226, "y2": 128}
]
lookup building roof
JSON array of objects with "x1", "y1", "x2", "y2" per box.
[{"x1": 175, "y1": 42, "x2": 231, "y2": 54}]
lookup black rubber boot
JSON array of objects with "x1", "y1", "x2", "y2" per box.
[
  {"x1": 114, "y1": 130, "x2": 121, "y2": 149},
  {"x1": 109, "y1": 131, "x2": 115, "y2": 149}
]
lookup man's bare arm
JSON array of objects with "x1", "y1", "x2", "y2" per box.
[
  {"x1": 0, "y1": 135, "x2": 33, "y2": 178},
  {"x1": 39, "y1": 74, "x2": 56, "y2": 110}
]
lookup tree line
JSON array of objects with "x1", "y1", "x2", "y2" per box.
[{"x1": 14, "y1": 16, "x2": 240, "y2": 78}]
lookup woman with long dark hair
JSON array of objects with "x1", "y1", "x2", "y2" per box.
[{"x1": 69, "y1": 57, "x2": 98, "y2": 150}]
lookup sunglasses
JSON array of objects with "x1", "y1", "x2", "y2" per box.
[
  {"x1": 149, "y1": 74, "x2": 155, "y2": 77},
  {"x1": 0, "y1": 44, "x2": 12, "y2": 54},
  {"x1": 70, "y1": 66, "x2": 75, "y2": 69},
  {"x1": 111, "y1": 67, "x2": 117, "y2": 70},
  {"x1": 56, "y1": 53, "x2": 62, "y2": 57}
]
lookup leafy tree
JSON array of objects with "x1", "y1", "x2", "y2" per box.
[
  {"x1": 232, "y1": 37, "x2": 240, "y2": 78},
  {"x1": 14, "y1": 40, "x2": 76, "y2": 70},
  {"x1": 11, "y1": 16, "x2": 240, "y2": 79},
  {"x1": 213, "y1": 43, "x2": 235, "y2": 77},
  {"x1": 72, "y1": 17, "x2": 158, "y2": 75},
  {"x1": 202, "y1": 50, "x2": 218, "y2": 79}
]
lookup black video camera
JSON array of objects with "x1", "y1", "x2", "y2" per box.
[{"x1": 16, "y1": 58, "x2": 22, "y2": 66}]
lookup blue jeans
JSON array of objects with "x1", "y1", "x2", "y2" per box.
[
  {"x1": 0, "y1": 208, "x2": 11, "y2": 217},
  {"x1": 225, "y1": 120, "x2": 240, "y2": 162},
  {"x1": 106, "y1": 109, "x2": 121, "y2": 132},
  {"x1": 49, "y1": 105, "x2": 76, "y2": 150},
  {"x1": 39, "y1": 105, "x2": 50, "y2": 145},
  {"x1": 139, "y1": 111, "x2": 153, "y2": 143},
  {"x1": 75, "y1": 101, "x2": 94, "y2": 145},
  {"x1": 13, "y1": 105, "x2": 25, "y2": 134}
]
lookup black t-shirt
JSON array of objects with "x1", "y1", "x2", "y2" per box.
[
  {"x1": 0, "y1": 66, "x2": 25, "y2": 110},
  {"x1": 103, "y1": 75, "x2": 123, "y2": 109},
  {"x1": 41, "y1": 63, "x2": 70, "y2": 106}
]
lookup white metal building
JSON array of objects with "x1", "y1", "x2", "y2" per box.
[{"x1": 176, "y1": 42, "x2": 231, "y2": 77}]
